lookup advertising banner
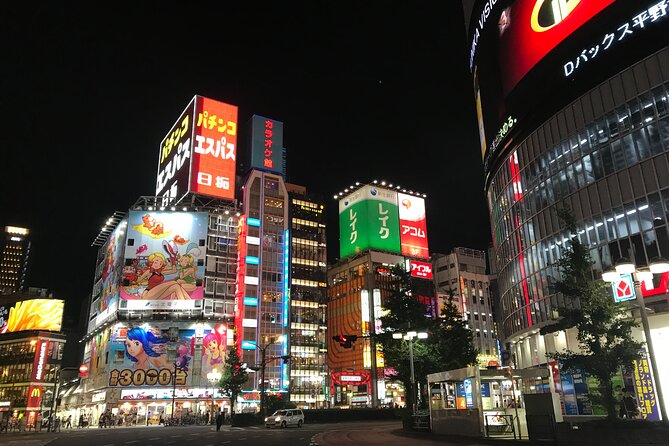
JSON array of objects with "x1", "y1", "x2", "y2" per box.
[
  {"x1": 120, "y1": 211, "x2": 207, "y2": 306},
  {"x1": 409, "y1": 259, "x2": 433, "y2": 279},
  {"x1": 108, "y1": 324, "x2": 194, "y2": 387},
  {"x1": 338, "y1": 185, "x2": 400, "y2": 259},
  {"x1": 397, "y1": 193, "x2": 429, "y2": 259},
  {"x1": 99, "y1": 220, "x2": 127, "y2": 314},
  {"x1": 190, "y1": 96, "x2": 238, "y2": 200},
  {"x1": 250, "y1": 115, "x2": 284, "y2": 175},
  {"x1": 200, "y1": 323, "x2": 229, "y2": 378},
  {"x1": 156, "y1": 95, "x2": 238, "y2": 202},
  {"x1": 0, "y1": 299, "x2": 64, "y2": 334},
  {"x1": 156, "y1": 98, "x2": 196, "y2": 200},
  {"x1": 633, "y1": 350, "x2": 660, "y2": 420}
]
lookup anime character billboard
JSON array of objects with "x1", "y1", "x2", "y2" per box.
[
  {"x1": 99, "y1": 220, "x2": 127, "y2": 313},
  {"x1": 108, "y1": 324, "x2": 195, "y2": 387},
  {"x1": 200, "y1": 323, "x2": 228, "y2": 377},
  {"x1": 121, "y1": 211, "x2": 207, "y2": 305}
]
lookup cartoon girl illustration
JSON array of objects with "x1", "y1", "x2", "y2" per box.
[
  {"x1": 125, "y1": 327, "x2": 169, "y2": 371},
  {"x1": 135, "y1": 253, "x2": 191, "y2": 300},
  {"x1": 202, "y1": 332, "x2": 224, "y2": 368},
  {"x1": 175, "y1": 254, "x2": 198, "y2": 292}
]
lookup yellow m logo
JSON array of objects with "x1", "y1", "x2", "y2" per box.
[
  {"x1": 531, "y1": 0, "x2": 582, "y2": 32},
  {"x1": 30, "y1": 388, "x2": 41, "y2": 398}
]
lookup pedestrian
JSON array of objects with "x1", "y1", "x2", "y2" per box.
[
  {"x1": 621, "y1": 388, "x2": 639, "y2": 419},
  {"x1": 215, "y1": 411, "x2": 223, "y2": 432},
  {"x1": 65, "y1": 415, "x2": 72, "y2": 429}
]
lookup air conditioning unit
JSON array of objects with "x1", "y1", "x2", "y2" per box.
[{"x1": 203, "y1": 298, "x2": 214, "y2": 316}]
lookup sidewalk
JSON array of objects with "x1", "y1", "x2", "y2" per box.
[{"x1": 313, "y1": 422, "x2": 532, "y2": 446}]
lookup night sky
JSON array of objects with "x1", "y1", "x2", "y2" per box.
[{"x1": 3, "y1": 3, "x2": 490, "y2": 328}]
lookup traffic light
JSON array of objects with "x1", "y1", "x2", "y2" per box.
[{"x1": 333, "y1": 335, "x2": 358, "y2": 348}]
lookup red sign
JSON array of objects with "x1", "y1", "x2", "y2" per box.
[
  {"x1": 612, "y1": 274, "x2": 635, "y2": 302},
  {"x1": 641, "y1": 272, "x2": 669, "y2": 297},
  {"x1": 79, "y1": 364, "x2": 89, "y2": 378},
  {"x1": 234, "y1": 216, "x2": 247, "y2": 351},
  {"x1": 499, "y1": 0, "x2": 616, "y2": 94},
  {"x1": 410, "y1": 260, "x2": 433, "y2": 279},
  {"x1": 32, "y1": 340, "x2": 48, "y2": 382},
  {"x1": 398, "y1": 193, "x2": 429, "y2": 259},
  {"x1": 191, "y1": 96, "x2": 238, "y2": 200},
  {"x1": 26, "y1": 386, "x2": 41, "y2": 410}
]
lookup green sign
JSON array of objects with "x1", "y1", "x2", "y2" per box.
[{"x1": 339, "y1": 185, "x2": 400, "y2": 258}]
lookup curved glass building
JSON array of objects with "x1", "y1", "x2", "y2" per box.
[{"x1": 465, "y1": 0, "x2": 669, "y2": 396}]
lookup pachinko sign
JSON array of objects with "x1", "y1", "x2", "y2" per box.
[
  {"x1": 0, "y1": 299, "x2": 64, "y2": 334},
  {"x1": 120, "y1": 211, "x2": 207, "y2": 307},
  {"x1": 156, "y1": 95, "x2": 238, "y2": 202}
]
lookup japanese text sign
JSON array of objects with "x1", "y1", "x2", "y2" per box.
[
  {"x1": 250, "y1": 115, "x2": 284, "y2": 175},
  {"x1": 633, "y1": 350, "x2": 660, "y2": 420},
  {"x1": 338, "y1": 185, "x2": 400, "y2": 259},
  {"x1": 409, "y1": 259, "x2": 433, "y2": 279},
  {"x1": 398, "y1": 193, "x2": 429, "y2": 259},
  {"x1": 156, "y1": 98, "x2": 196, "y2": 200}
]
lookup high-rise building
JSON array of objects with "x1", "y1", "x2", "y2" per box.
[
  {"x1": 1, "y1": 226, "x2": 31, "y2": 294},
  {"x1": 465, "y1": 0, "x2": 669, "y2": 416},
  {"x1": 0, "y1": 289, "x2": 66, "y2": 426},
  {"x1": 285, "y1": 183, "x2": 327, "y2": 409},
  {"x1": 432, "y1": 248, "x2": 498, "y2": 364},
  {"x1": 327, "y1": 181, "x2": 433, "y2": 408}
]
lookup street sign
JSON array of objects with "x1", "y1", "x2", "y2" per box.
[{"x1": 612, "y1": 274, "x2": 635, "y2": 303}]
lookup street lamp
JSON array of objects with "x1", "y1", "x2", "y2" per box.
[
  {"x1": 602, "y1": 257, "x2": 669, "y2": 421},
  {"x1": 248, "y1": 335, "x2": 286, "y2": 420},
  {"x1": 206, "y1": 368, "x2": 221, "y2": 423},
  {"x1": 392, "y1": 331, "x2": 428, "y2": 415}
]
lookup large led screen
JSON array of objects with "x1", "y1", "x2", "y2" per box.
[
  {"x1": 398, "y1": 193, "x2": 429, "y2": 259},
  {"x1": 120, "y1": 211, "x2": 207, "y2": 307},
  {"x1": 0, "y1": 299, "x2": 64, "y2": 333},
  {"x1": 339, "y1": 185, "x2": 400, "y2": 259},
  {"x1": 468, "y1": 0, "x2": 669, "y2": 176}
]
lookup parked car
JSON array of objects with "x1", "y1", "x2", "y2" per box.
[{"x1": 264, "y1": 409, "x2": 304, "y2": 428}]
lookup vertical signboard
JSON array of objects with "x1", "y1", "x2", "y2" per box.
[
  {"x1": 250, "y1": 115, "x2": 284, "y2": 175},
  {"x1": 156, "y1": 98, "x2": 196, "y2": 201},
  {"x1": 235, "y1": 216, "x2": 247, "y2": 352},
  {"x1": 397, "y1": 193, "x2": 429, "y2": 259},
  {"x1": 338, "y1": 185, "x2": 400, "y2": 259},
  {"x1": 633, "y1": 350, "x2": 660, "y2": 420},
  {"x1": 156, "y1": 96, "x2": 238, "y2": 202},
  {"x1": 191, "y1": 96, "x2": 238, "y2": 200}
]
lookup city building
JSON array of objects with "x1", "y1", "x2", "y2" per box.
[
  {"x1": 465, "y1": 0, "x2": 669, "y2": 417},
  {"x1": 432, "y1": 248, "x2": 498, "y2": 365},
  {"x1": 327, "y1": 181, "x2": 433, "y2": 408},
  {"x1": 286, "y1": 183, "x2": 328, "y2": 409},
  {"x1": 1, "y1": 226, "x2": 31, "y2": 294},
  {"x1": 0, "y1": 289, "x2": 66, "y2": 427}
]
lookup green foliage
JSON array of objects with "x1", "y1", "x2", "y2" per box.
[
  {"x1": 379, "y1": 265, "x2": 478, "y2": 409},
  {"x1": 220, "y1": 342, "x2": 248, "y2": 415},
  {"x1": 264, "y1": 394, "x2": 297, "y2": 415},
  {"x1": 542, "y1": 208, "x2": 642, "y2": 419}
]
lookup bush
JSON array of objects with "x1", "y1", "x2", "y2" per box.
[{"x1": 302, "y1": 408, "x2": 402, "y2": 424}]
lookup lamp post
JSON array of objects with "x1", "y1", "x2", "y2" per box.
[
  {"x1": 206, "y1": 368, "x2": 221, "y2": 423},
  {"x1": 602, "y1": 257, "x2": 669, "y2": 421},
  {"x1": 170, "y1": 361, "x2": 177, "y2": 426},
  {"x1": 248, "y1": 335, "x2": 285, "y2": 420},
  {"x1": 392, "y1": 331, "x2": 428, "y2": 415}
]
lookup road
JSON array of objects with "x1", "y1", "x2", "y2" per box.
[{"x1": 1, "y1": 421, "x2": 408, "y2": 446}]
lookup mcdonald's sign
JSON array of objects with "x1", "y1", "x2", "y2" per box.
[
  {"x1": 30, "y1": 388, "x2": 41, "y2": 398},
  {"x1": 26, "y1": 385, "x2": 42, "y2": 409}
]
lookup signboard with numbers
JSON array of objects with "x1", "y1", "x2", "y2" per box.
[
  {"x1": 338, "y1": 185, "x2": 401, "y2": 259},
  {"x1": 156, "y1": 95, "x2": 238, "y2": 202}
]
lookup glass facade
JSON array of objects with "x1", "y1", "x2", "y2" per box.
[
  {"x1": 488, "y1": 48, "x2": 669, "y2": 341},
  {"x1": 287, "y1": 189, "x2": 327, "y2": 408}
]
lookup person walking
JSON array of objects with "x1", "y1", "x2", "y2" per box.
[{"x1": 215, "y1": 411, "x2": 223, "y2": 432}]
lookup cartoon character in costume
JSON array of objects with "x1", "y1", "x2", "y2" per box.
[{"x1": 124, "y1": 327, "x2": 169, "y2": 371}]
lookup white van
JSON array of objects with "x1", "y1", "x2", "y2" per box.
[{"x1": 265, "y1": 409, "x2": 304, "y2": 428}]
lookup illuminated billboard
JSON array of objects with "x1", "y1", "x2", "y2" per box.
[
  {"x1": 338, "y1": 185, "x2": 401, "y2": 259},
  {"x1": 250, "y1": 115, "x2": 284, "y2": 175},
  {"x1": 120, "y1": 211, "x2": 207, "y2": 308},
  {"x1": 398, "y1": 193, "x2": 429, "y2": 259},
  {"x1": 0, "y1": 299, "x2": 64, "y2": 333},
  {"x1": 108, "y1": 324, "x2": 194, "y2": 387},
  {"x1": 156, "y1": 95, "x2": 238, "y2": 201},
  {"x1": 99, "y1": 220, "x2": 127, "y2": 314},
  {"x1": 409, "y1": 259, "x2": 433, "y2": 280},
  {"x1": 467, "y1": 0, "x2": 669, "y2": 173}
]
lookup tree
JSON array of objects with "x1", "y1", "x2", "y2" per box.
[
  {"x1": 541, "y1": 208, "x2": 642, "y2": 419},
  {"x1": 219, "y1": 342, "x2": 248, "y2": 416},
  {"x1": 433, "y1": 292, "x2": 478, "y2": 371},
  {"x1": 379, "y1": 265, "x2": 477, "y2": 410}
]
